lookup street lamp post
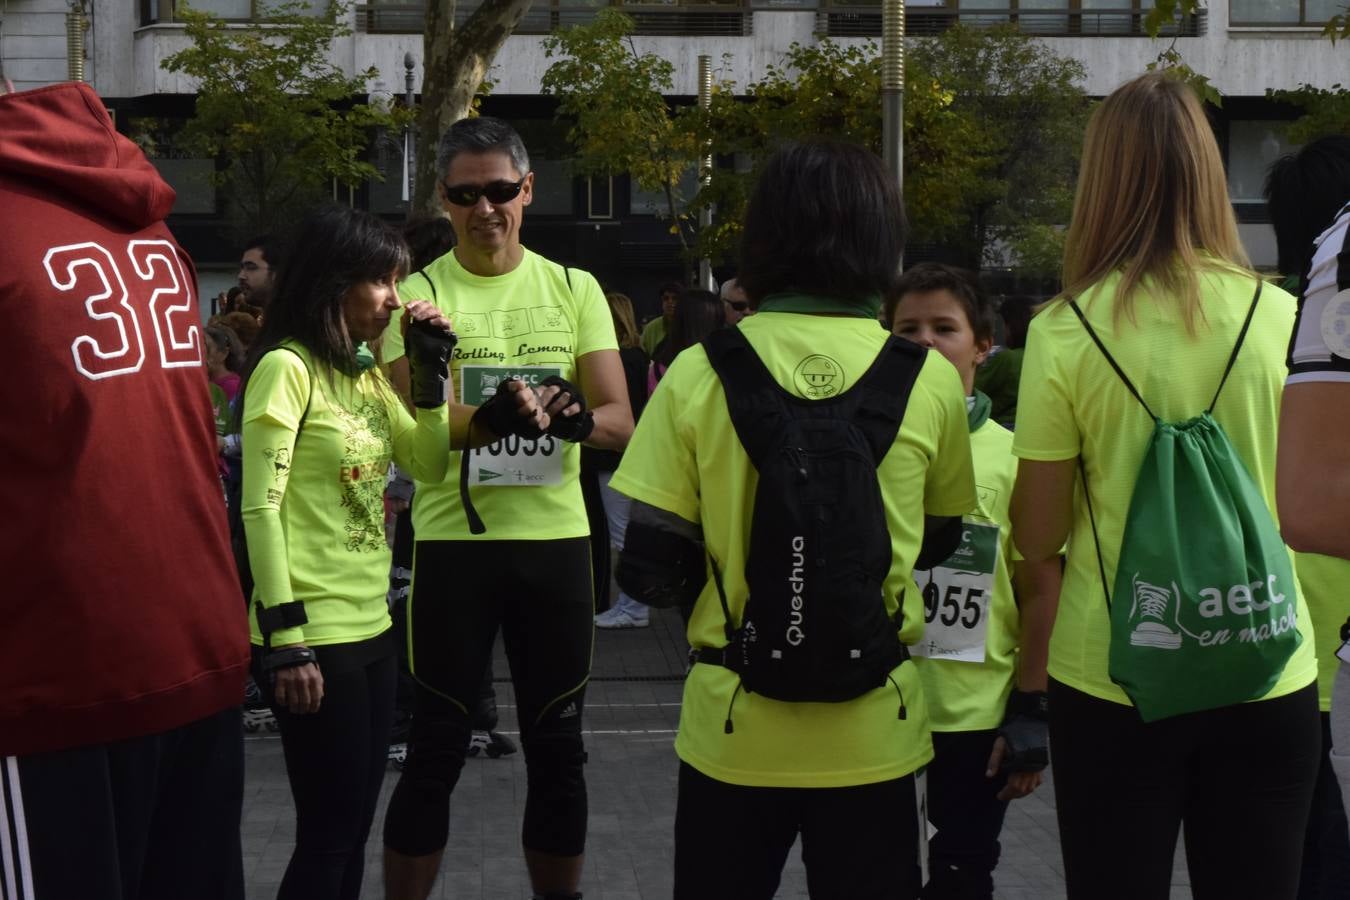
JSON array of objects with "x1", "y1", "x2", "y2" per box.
[
  {"x1": 403, "y1": 51, "x2": 416, "y2": 216},
  {"x1": 697, "y1": 54, "x2": 715, "y2": 292},
  {"x1": 881, "y1": 0, "x2": 905, "y2": 251}
]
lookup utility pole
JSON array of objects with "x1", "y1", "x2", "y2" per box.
[
  {"x1": 403, "y1": 51, "x2": 416, "y2": 215},
  {"x1": 881, "y1": 0, "x2": 905, "y2": 263},
  {"x1": 696, "y1": 54, "x2": 715, "y2": 292}
]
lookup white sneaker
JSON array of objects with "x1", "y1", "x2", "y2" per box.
[{"x1": 595, "y1": 604, "x2": 649, "y2": 629}]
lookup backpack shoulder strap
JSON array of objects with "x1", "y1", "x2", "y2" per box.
[
  {"x1": 1207, "y1": 280, "x2": 1263, "y2": 414},
  {"x1": 1067, "y1": 298, "x2": 1158, "y2": 421},
  {"x1": 410, "y1": 268, "x2": 437, "y2": 305},
  {"x1": 701, "y1": 327, "x2": 786, "y2": 469},
  {"x1": 852, "y1": 337, "x2": 927, "y2": 464}
]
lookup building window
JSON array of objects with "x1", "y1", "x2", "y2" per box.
[
  {"x1": 1227, "y1": 120, "x2": 1298, "y2": 206},
  {"x1": 529, "y1": 160, "x2": 576, "y2": 216},
  {"x1": 153, "y1": 159, "x2": 218, "y2": 215},
  {"x1": 1230, "y1": 0, "x2": 1341, "y2": 26},
  {"x1": 630, "y1": 169, "x2": 699, "y2": 217}
]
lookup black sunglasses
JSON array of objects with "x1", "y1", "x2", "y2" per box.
[
  {"x1": 441, "y1": 176, "x2": 526, "y2": 207},
  {"x1": 727, "y1": 300, "x2": 749, "y2": 312}
]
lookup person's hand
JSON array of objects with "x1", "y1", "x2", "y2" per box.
[
  {"x1": 986, "y1": 736, "x2": 1044, "y2": 801},
  {"x1": 501, "y1": 378, "x2": 550, "y2": 432},
  {"x1": 536, "y1": 381, "x2": 583, "y2": 422},
  {"x1": 388, "y1": 497, "x2": 410, "y2": 514},
  {"x1": 401, "y1": 299, "x2": 453, "y2": 335},
  {"x1": 272, "y1": 649, "x2": 323, "y2": 715}
]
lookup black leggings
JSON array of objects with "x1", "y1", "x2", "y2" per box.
[
  {"x1": 383, "y1": 538, "x2": 594, "y2": 858},
  {"x1": 673, "y1": 762, "x2": 922, "y2": 899},
  {"x1": 253, "y1": 639, "x2": 397, "y2": 900},
  {"x1": 1050, "y1": 678, "x2": 1320, "y2": 900},
  {"x1": 924, "y1": 729, "x2": 1010, "y2": 899}
]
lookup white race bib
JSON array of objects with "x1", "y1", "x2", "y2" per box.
[
  {"x1": 912, "y1": 522, "x2": 999, "y2": 664},
  {"x1": 461, "y1": 365, "x2": 564, "y2": 487}
]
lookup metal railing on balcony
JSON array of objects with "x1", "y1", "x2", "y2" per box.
[
  {"x1": 818, "y1": 5, "x2": 1207, "y2": 38},
  {"x1": 354, "y1": 2, "x2": 753, "y2": 36}
]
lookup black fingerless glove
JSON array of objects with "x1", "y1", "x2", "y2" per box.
[
  {"x1": 475, "y1": 378, "x2": 546, "y2": 440},
  {"x1": 539, "y1": 375, "x2": 595, "y2": 443},
  {"x1": 998, "y1": 690, "x2": 1050, "y2": 774},
  {"x1": 405, "y1": 319, "x2": 458, "y2": 409}
]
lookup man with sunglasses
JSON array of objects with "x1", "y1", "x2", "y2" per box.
[
  {"x1": 379, "y1": 115, "x2": 634, "y2": 900},
  {"x1": 720, "y1": 276, "x2": 751, "y2": 324}
]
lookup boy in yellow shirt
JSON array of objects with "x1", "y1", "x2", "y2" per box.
[{"x1": 887, "y1": 263, "x2": 1060, "y2": 900}]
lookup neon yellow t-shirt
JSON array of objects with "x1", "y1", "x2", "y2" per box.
[
  {"x1": 611, "y1": 310, "x2": 977, "y2": 788},
  {"x1": 1012, "y1": 270, "x2": 1318, "y2": 706},
  {"x1": 1294, "y1": 552, "x2": 1350, "y2": 712},
  {"x1": 382, "y1": 248, "x2": 617, "y2": 540},
  {"x1": 242, "y1": 344, "x2": 450, "y2": 648},
  {"x1": 913, "y1": 415, "x2": 1020, "y2": 732}
]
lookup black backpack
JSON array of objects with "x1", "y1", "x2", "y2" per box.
[{"x1": 693, "y1": 328, "x2": 926, "y2": 707}]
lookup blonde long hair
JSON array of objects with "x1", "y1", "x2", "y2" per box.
[
  {"x1": 606, "y1": 292, "x2": 641, "y2": 350},
  {"x1": 1061, "y1": 73, "x2": 1250, "y2": 332}
]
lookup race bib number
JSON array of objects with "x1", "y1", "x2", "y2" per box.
[
  {"x1": 461, "y1": 365, "x2": 563, "y2": 487},
  {"x1": 912, "y1": 522, "x2": 999, "y2": 664}
]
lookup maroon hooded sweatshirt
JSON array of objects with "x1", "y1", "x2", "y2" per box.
[{"x1": 0, "y1": 82, "x2": 249, "y2": 756}]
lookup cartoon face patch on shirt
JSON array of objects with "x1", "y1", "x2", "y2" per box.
[
  {"x1": 793, "y1": 355, "x2": 846, "y2": 398},
  {"x1": 1319, "y1": 288, "x2": 1350, "y2": 360}
]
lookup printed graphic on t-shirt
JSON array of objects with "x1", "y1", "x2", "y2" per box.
[
  {"x1": 913, "y1": 521, "x2": 998, "y2": 663},
  {"x1": 792, "y1": 355, "x2": 846, "y2": 398},
  {"x1": 461, "y1": 365, "x2": 563, "y2": 486},
  {"x1": 335, "y1": 401, "x2": 393, "y2": 552}
]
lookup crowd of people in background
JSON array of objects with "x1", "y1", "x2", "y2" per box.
[{"x1": 7, "y1": 67, "x2": 1350, "y2": 900}]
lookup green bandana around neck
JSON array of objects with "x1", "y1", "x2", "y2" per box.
[{"x1": 967, "y1": 390, "x2": 992, "y2": 432}]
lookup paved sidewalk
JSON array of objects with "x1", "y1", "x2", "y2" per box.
[{"x1": 242, "y1": 607, "x2": 1191, "y2": 899}]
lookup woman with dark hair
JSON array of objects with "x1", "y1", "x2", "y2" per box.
[
  {"x1": 204, "y1": 323, "x2": 244, "y2": 402},
  {"x1": 1265, "y1": 135, "x2": 1350, "y2": 887},
  {"x1": 647, "y1": 288, "x2": 725, "y2": 395},
  {"x1": 1011, "y1": 73, "x2": 1319, "y2": 898},
  {"x1": 236, "y1": 205, "x2": 515, "y2": 900},
  {"x1": 610, "y1": 141, "x2": 976, "y2": 897}
]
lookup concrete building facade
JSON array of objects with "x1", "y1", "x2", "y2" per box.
[{"x1": 2, "y1": 0, "x2": 1346, "y2": 303}]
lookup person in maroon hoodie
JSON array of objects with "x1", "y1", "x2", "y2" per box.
[{"x1": 0, "y1": 82, "x2": 250, "y2": 900}]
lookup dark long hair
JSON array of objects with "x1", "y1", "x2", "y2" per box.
[
  {"x1": 235, "y1": 206, "x2": 410, "y2": 417},
  {"x1": 654, "y1": 289, "x2": 725, "y2": 368},
  {"x1": 1265, "y1": 135, "x2": 1350, "y2": 279},
  {"x1": 738, "y1": 141, "x2": 906, "y2": 305}
]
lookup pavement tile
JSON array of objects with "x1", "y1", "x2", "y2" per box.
[{"x1": 235, "y1": 607, "x2": 1092, "y2": 899}]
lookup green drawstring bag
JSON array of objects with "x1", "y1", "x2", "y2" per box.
[{"x1": 1071, "y1": 281, "x2": 1300, "y2": 723}]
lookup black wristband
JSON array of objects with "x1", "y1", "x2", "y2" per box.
[
  {"x1": 539, "y1": 375, "x2": 594, "y2": 442},
  {"x1": 405, "y1": 319, "x2": 458, "y2": 410},
  {"x1": 475, "y1": 379, "x2": 546, "y2": 440},
  {"x1": 1006, "y1": 689, "x2": 1050, "y2": 721},
  {"x1": 263, "y1": 645, "x2": 317, "y2": 672}
]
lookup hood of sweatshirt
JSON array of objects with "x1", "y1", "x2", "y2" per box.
[{"x1": 0, "y1": 82, "x2": 175, "y2": 229}]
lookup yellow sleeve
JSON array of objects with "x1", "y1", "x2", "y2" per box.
[
  {"x1": 240, "y1": 350, "x2": 311, "y2": 647},
  {"x1": 609, "y1": 351, "x2": 701, "y2": 525},
  {"x1": 923, "y1": 356, "x2": 978, "y2": 517},
  {"x1": 1012, "y1": 310, "x2": 1080, "y2": 461},
  {"x1": 572, "y1": 269, "x2": 620, "y2": 357},
  {"x1": 385, "y1": 382, "x2": 451, "y2": 483}
]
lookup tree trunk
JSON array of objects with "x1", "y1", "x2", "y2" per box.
[{"x1": 416, "y1": 0, "x2": 535, "y2": 216}]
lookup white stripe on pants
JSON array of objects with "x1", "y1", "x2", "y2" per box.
[{"x1": 1, "y1": 757, "x2": 34, "y2": 900}]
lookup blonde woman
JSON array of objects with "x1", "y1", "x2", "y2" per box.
[
  {"x1": 591, "y1": 291, "x2": 654, "y2": 628},
  {"x1": 1011, "y1": 73, "x2": 1320, "y2": 899}
]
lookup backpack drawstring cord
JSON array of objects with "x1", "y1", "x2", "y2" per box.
[
  {"x1": 724, "y1": 679, "x2": 745, "y2": 734},
  {"x1": 887, "y1": 672, "x2": 908, "y2": 720}
]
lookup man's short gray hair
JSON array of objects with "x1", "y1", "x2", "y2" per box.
[
  {"x1": 719, "y1": 277, "x2": 742, "y2": 300},
  {"x1": 435, "y1": 116, "x2": 531, "y2": 180}
]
